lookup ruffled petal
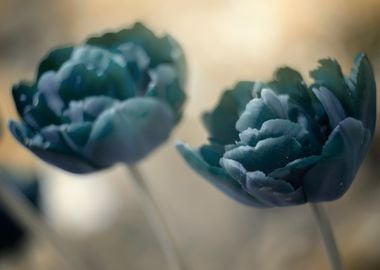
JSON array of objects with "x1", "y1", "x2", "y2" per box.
[
  {"x1": 258, "y1": 67, "x2": 314, "y2": 116},
  {"x1": 222, "y1": 136, "x2": 303, "y2": 174},
  {"x1": 235, "y1": 99, "x2": 277, "y2": 132},
  {"x1": 8, "y1": 121, "x2": 98, "y2": 174},
  {"x1": 303, "y1": 117, "x2": 371, "y2": 202},
  {"x1": 145, "y1": 64, "x2": 186, "y2": 122},
  {"x1": 37, "y1": 46, "x2": 73, "y2": 79},
  {"x1": 220, "y1": 159, "x2": 305, "y2": 207},
  {"x1": 176, "y1": 143, "x2": 264, "y2": 207},
  {"x1": 310, "y1": 58, "x2": 354, "y2": 115},
  {"x1": 12, "y1": 83, "x2": 36, "y2": 117},
  {"x1": 83, "y1": 97, "x2": 174, "y2": 166},
  {"x1": 244, "y1": 171, "x2": 305, "y2": 207},
  {"x1": 203, "y1": 81, "x2": 254, "y2": 144},
  {"x1": 348, "y1": 53, "x2": 376, "y2": 136},
  {"x1": 312, "y1": 86, "x2": 346, "y2": 129},
  {"x1": 62, "y1": 97, "x2": 117, "y2": 123},
  {"x1": 86, "y1": 22, "x2": 187, "y2": 87}
]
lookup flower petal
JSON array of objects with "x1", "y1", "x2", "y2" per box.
[
  {"x1": 145, "y1": 64, "x2": 186, "y2": 122},
  {"x1": 8, "y1": 121, "x2": 98, "y2": 174},
  {"x1": 235, "y1": 99, "x2": 278, "y2": 132},
  {"x1": 203, "y1": 81, "x2": 254, "y2": 144},
  {"x1": 263, "y1": 68, "x2": 313, "y2": 113},
  {"x1": 22, "y1": 93, "x2": 61, "y2": 130},
  {"x1": 310, "y1": 58, "x2": 354, "y2": 115},
  {"x1": 37, "y1": 46, "x2": 73, "y2": 79},
  {"x1": 244, "y1": 171, "x2": 305, "y2": 207},
  {"x1": 312, "y1": 86, "x2": 346, "y2": 129},
  {"x1": 176, "y1": 143, "x2": 264, "y2": 207},
  {"x1": 83, "y1": 97, "x2": 174, "y2": 166},
  {"x1": 303, "y1": 117, "x2": 371, "y2": 202},
  {"x1": 348, "y1": 53, "x2": 376, "y2": 136},
  {"x1": 86, "y1": 22, "x2": 187, "y2": 87},
  {"x1": 12, "y1": 83, "x2": 36, "y2": 117},
  {"x1": 222, "y1": 136, "x2": 303, "y2": 174},
  {"x1": 62, "y1": 97, "x2": 117, "y2": 123}
]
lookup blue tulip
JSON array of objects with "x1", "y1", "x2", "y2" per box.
[
  {"x1": 177, "y1": 54, "x2": 376, "y2": 207},
  {"x1": 9, "y1": 23, "x2": 187, "y2": 174}
]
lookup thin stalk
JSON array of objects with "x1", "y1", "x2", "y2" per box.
[
  {"x1": 310, "y1": 203, "x2": 343, "y2": 270},
  {"x1": 127, "y1": 165, "x2": 187, "y2": 270},
  {"x1": 0, "y1": 177, "x2": 90, "y2": 270}
]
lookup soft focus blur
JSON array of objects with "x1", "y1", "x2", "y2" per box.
[{"x1": 1, "y1": 0, "x2": 380, "y2": 269}]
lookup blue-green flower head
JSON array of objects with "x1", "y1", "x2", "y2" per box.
[
  {"x1": 177, "y1": 54, "x2": 376, "y2": 207},
  {"x1": 9, "y1": 23, "x2": 187, "y2": 174}
]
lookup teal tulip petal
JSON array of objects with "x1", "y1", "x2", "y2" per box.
[
  {"x1": 22, "y1": 93, "x2": 61, "y2": 129},
  {"x1": 9, "y1": 121, "x2": 98, "y2": 174},
  {"x1": 312, "y1": 86, "x2": 346, "y2": 128},
  {"x1": 199, "y1": 143, "x2": 224, "y2": 167},
  {"x1": 115, "y1": 42, "x2": 150, "y2": 89},
  {"x1": 62, "y1": 97, "x2": 117, "y2": 123},
  {"x1": 269, "y1": 155, "x2": 320, "y2": 187},
  {"x1": 86, "y1": 22, "x2": 187, "y2": 87},
  {"x1": 260, "y1": 88, "x2": 287, "y2": 118},
  {"x1": 203, "y1": 81, "x2": 254, "y2": 144},
  {"x1": 37, "y1": 46, "x2": 73, "y2": 79},
  {"x1": 303, "y1": 117, "x2": 371, "y2": 202},
  {"x1": 310, "y1": 58, "x2": 354, "y2": 115},
  {"x1": 145, "y1": 64, "x2": 186, "y2": 121},
  {"x1": 223, "y1": 136, "x2": 303, "y2": 174},
  {"x1": 60, "y1": 123, "x2": 92, "y2": 152},
  {"x1": 244, "y1": 171, "x2": 305, "y2": 207},
  {"x1": 83, "y1": 97, "x2": 174, "y2": 166},
  {"x1": 12, "y1": 83, "x2": 36, "y2": 117},
  {"x1": 260, "y1": 67, "x2": 314, "y2": 116},
  {"x1": 220, "y1": 159, "x2": 305, "y2": 207},
  {"x1": 238, "y1": 128, "x2": 259, "y2": 146},
  {"x1": 57, "y1": 46, "x2": 135, "y2": 101},
  {"x1": 177, "y1": 143, "x2": 264, "y2": 207},
  {"x1": 235, "y1": 99, "x2": 278, "y2": 132},
  {"x1": 348, "y1": 53, "x2": 376, "y2": 136}
]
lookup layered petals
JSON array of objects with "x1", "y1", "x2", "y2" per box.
[
  {"x1": 9, "y1": 23, "x2": 186, "y2": 173},
  {"x1": 177, "y1": 53, "x2": 375, "y2": 207}
]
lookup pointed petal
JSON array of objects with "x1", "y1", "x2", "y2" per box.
[
  {"x1": 37, "y1": 46, "x2": 73, "y2": 79},
  {"x1": 244, "y1": 171, "x2": 305, "y2": 207},
  {"x1": 176, "y1": 142, "x2": 264, "y2": 207},
  {"x1": 203, "y1": 81, "x2": 254, "y2": 144},
  {"x1": 223, "y1": 136, "x2": 303, "y2": 174},
  {"x1": 145, "y1": 64, "x2": 186, "y2": 122},
  {"x1": 349, "y1": 53, "x2": 376, "y2": 136},
  {"x1": 310, "y1": 58, "x2": 354, "y2": 115},
  {"x1": 84, "y1": 97, "x2": 174, "y2": 166},
  {"x1": 312, "y1": 87, "x2": 346, "y2": 129},
  {"x1": 12, "y1": 83, "x2": 36, "y2": 117},
  {"x1": 303, "y1": 117, "x2": 371, "y2": 202},
  {"x1": 86, "y1": 22, "x2": 187, "y2": 86},
  {"x1": 8, "y1": 121, "x2": 98, "y2": 174},
  {"x1": 235, "y1": 99, "x2": 277, "y2": 132}
]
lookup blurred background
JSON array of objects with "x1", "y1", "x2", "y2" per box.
[{"x1": 1, "y1": 0, "x2": 380, "y2": 269}]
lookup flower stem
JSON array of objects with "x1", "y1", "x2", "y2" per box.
[
  {"x1": 310, "y1": 203, "x2": 343, "y2": 270},
  {"x1": 0, "y1": 177, "x2": 90, "y2": 270},
  {"x1": 127, "y1": 165, "x2": 187, "y2": 270}
]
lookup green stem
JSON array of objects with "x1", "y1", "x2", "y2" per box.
[
  {"x1": 0, "y1": 177, "x2": 90, "y2": 270},
  {"x1": 310, "y1": 203, "x2": 343, "y2": 270},
  {"x1": 127, "y1": 165, "x2": 187, "y2": 270}
]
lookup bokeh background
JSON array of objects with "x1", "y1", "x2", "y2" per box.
[{"x1": 1, "y1": 0, "x2": 380, "y2": 269}]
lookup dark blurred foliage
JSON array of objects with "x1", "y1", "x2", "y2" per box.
[{"x1": 0, "y1": 168, "x2": 40, "y2": 256}]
